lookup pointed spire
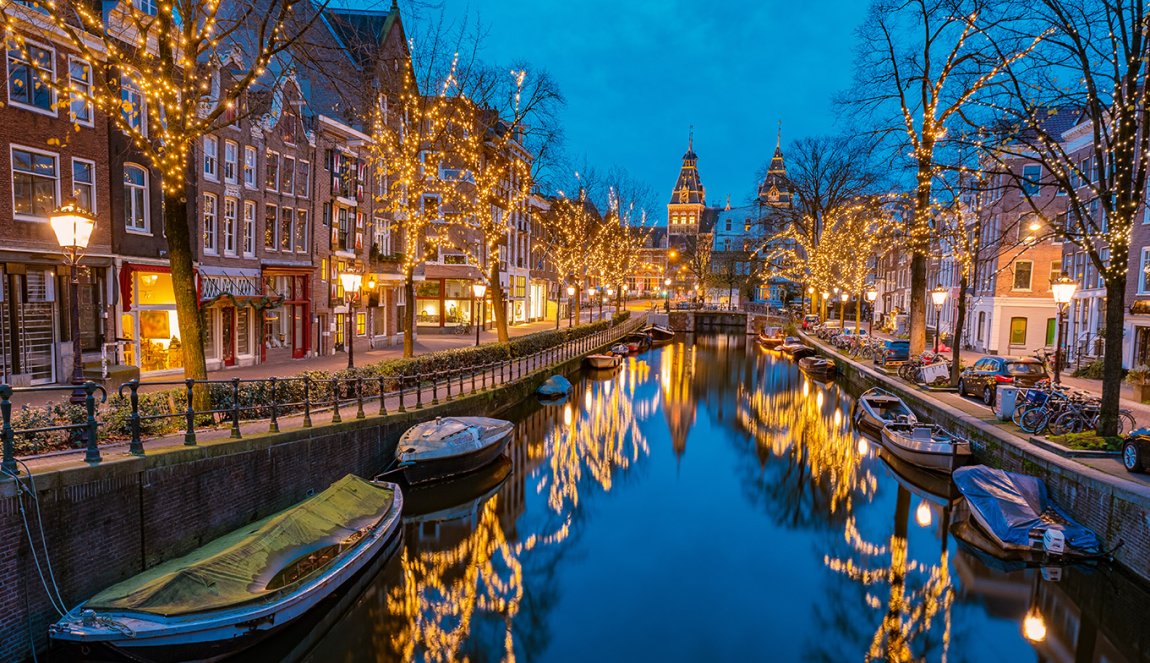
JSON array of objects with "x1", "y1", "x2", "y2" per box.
[
  {"x1": 689, "y1": 125, "x2": 694, "y2": 152},
  {"x1": 725, "y1": 194, "x2": 731, "y2": 211},
  {"x1": 776, "y1": 120, "x2": 782, "y2": 149}
]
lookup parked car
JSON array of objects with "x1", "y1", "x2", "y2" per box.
[
  {"x1": 957, "y1": 356, "x2": 1049, "y2": 406},
  {"x1": 802, "y1": 314, "x2": 820, "y2": 330},
  {"x1": 1122, "y1": 428, "x2": 1150, "y2": 473},
  {"x1": 877, "y1": 339, "x2": 910, "y2": 367}
]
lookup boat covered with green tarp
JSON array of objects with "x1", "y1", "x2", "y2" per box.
[{"x1": 49, "y1": 474, "x2": 403, "y2": 661}]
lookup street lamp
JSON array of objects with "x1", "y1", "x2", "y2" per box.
[
  {"x1": 930, "y1": 284, "x2": 948, "y2": 355},
  {"x1": 865, "y1": 286, "x2": 878, "y2": 337},
  {"x1": 839, "y1": 291, "x2": 849, "y2": 325},
  {"x1": 339, "y1": 272, "x2": 363, "y2": 369},
  {"x1": 566, "y1": 284, "x2": 576, "y2": 328},
  {"x1": 807, "y1": 286, "x2": 815, "y2": 315},
  {"x1": 607, "y1": 287, "x2": 615, "y2": 318},
  {"x1": 471, "y1": 282, "x2": 487, "y2": 347},
  {"x1": 1051, "y1": 275, "x2": 1078, "y2": 384},
  {"x1": 50, "y1": 200, "x2": 96, "y2": 404}
]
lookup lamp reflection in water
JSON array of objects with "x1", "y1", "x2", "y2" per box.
[{"x1": 387, "y1": 358, "x2": 655, "y2": 661}]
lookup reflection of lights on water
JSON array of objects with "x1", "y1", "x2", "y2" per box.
[
  {"x1": 915, "y1": 501, "x2": 933, "y2": 528},
  {"x1": 816, "y1": 391, "x2": 824, "y2": 409},
  {"x1": 833, "y1": 408, "x2": 842, "y2": 428},
  {"x1": 584, "y1": 389, "x2": 592, "y2": 409},
  {"x1": 857, "y1": 437, "x2": 868, "y2": 456},
  {"x1": 563, "y1": 403, "x2": 572, "y2": 426},
  {"x1": 1023, "y1": 608, "x2": 1047, "y2": 643},
  {"x1": 803, "y1": 381, "x2": 810, "y2": 398}
]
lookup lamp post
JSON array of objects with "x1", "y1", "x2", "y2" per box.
[
  {"x1": 339, "y1": 272, "x2": 363, "y2": 369},
  {"x1": 50, "y1": 200, "x2": 96, "y2": 404},
  {"x1": 607, "y1": 287, "x2": 615, "y2": 319},
  {"x1": 471, "y1": 282, "x2": 487, "y2": 347},
  {"x1": 806, "y1": 286, "x2": 814, "y2": 315},
  {"x1": 930, "y1": 284, "x2": 948, "y2": 355},
  {"x1": 839, "y1": 291, "x2": 848, "y2": 326},
  {"x1": 865, "y1": 286, "x2": 878, "y2": 337},
  {"x1": 821, "y1": 290, "x2": 830, "y2": 321},
  {"x1": 1051, "y1": 275, "x2": 1078, "y2": 384},
  {"x1": 566, "y1": 285, "x2": 576, "y2": 328}
]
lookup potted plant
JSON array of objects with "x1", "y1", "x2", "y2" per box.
[{"x1": 1126, "y1": 365, "x2": 1150, "y2": 403}]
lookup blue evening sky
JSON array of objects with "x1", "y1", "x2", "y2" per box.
[{"x1": 431, "y1": 0, "x2": 868, "y2": 217}]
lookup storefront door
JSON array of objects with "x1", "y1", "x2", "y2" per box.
[
  {"x1": 222, "y1": 307, "x2": 236, "y2": 367},
  {"x1": 292, "y1": 304, "x2": 306, "y2": 359}
]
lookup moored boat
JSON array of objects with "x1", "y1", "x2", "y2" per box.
[
  {"x1": 49, "y1": 475, "x2": 403, "y2": 662},
  {"x1": 610, "y1": 343, "x2": 630, "y2": 356},
  {"x1": 879, "y1": 422, "x2": 972, "y2": 473},
  {"x1": 951, "y1": 465, "x2": 1102, "y2": 560},
  {"x1": 853, "y1": 387, "x2": 918, "y2": 437},
  {"x1": 641, "y1": 324, "x2": 675, "y2": 343},
  {"x1": 585, "y1": 353, "x2": 622, "y2": 369},
  {"x1": 537, "y1": 374, "x2": 573, "y2": 399},
  {"x1": 623, "y1": 333, "x2": 652, "y2": 353},
  {"x1": 779, "y1": 337, "x2": 815, "y2": 359},
  {"x1": 798, "y1": 356, "x2": 836, "y2": 377},
  {"x1": 757, "y1": 326, "x2": 784, "y2": 348},
  {"x1": 396, "y1": 416, "x2": 515, "y2": 484}
]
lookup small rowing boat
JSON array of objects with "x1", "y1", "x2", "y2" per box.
[
  {"x1": 49, "y1": 475, "x2": 403, "y2": 662},
  {"x1": 757, "y1": 326, "x2": 784, "y2": 348},
  {"x1": 798, "y1": 356, "x2": 835, "y2": 377},
  {"x1": 537, "y1": 375, "x2": 573, "y2": 399},
  {"x1": 879, "y1": 422, "x2": 972, "y2": 473},
  {"x1": 396, "y1": 416, "x2": 515, "y2": 484},
  {"x1": 779, "y1": 337, "x2": 815, "y2": 359},
  {"x1": 853, "y1": 387, "x2": 917, "y2": 437},
  {"x1": 585, "y1": 353, "x2": 622, "y2": 369},
  {"x1": 641, "y1": 324, "x2": 675, "y2": 343}
]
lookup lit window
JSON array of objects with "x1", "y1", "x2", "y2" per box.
[
  {"x1": 68, "y1": 59, "x2": 92, "y2": 124},
  {"x1": 265, "y1": 150, "x2": 279, "y2": 191},
  {"x1": 72, "y1": 159, "x2": 95, "y2": 214},
  {"x1": 7, "y1": 44, "x2": 55, "y2": 113},
  {"x1": 121, "y1": 75, "x2": 146, "y2": 137},
  {"x1": 202, "y1": 193, "x2": 217, "y2": 253},
  {"x1": 295, "y1": 209, "x2": 308, "y2": 253},
  {"x1": 124, "y1": 164, "x2": 149, "y2": 232},
  {"x1": 11, "y1": 147, "x2": 58, "y2": 219},
  {"x1": 203, "y1": 135, "x2": 218, "y2": 180},
  {"x1": 243, "y1": 201, "x2": 256, "y2": 256},
  {"x1": 223, "y1": 198, "x2": 238, "y2": 255},
  {"x1": 264, "y1": 204, "x2": 278, "y2": 250},
  {"x1": 243, "y1": 146, "x2": 257, "y2": 188},
  {"x1": 356, "y1": 312, "x2": 366, "y2": 336},
  {"x1": 297, "y1": 160, "x2": 310, "y2": 198},
  {"x1": 281, "y1": 156, "x2": 295, "y2": 193},
  {"x1": 280, "y1": 206, "x2": 293, "y2": 252},
  {"x1": 223, "y1": 140, "x2": 238, "y2": 183}
]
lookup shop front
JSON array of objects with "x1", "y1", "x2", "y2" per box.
[
  {"x1": 201, "y1": 268, "x2": 275, "y2": 369},
  {"x1": 262, "y1": 269, "x2": 311, "y2": 361},
  {"x1": 528, "y1": 280, "x2": 548, "y2": 321},
  {"x1": 119, "y1": 264, "x2": 183, "y2": 375},
  {"x1": 415, "y1": 278, "x2": 481, "y2": 330}
]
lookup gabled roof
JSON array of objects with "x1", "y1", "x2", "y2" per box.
[
  {"x1": 669, "y1": 132, "x2": 706, "y2": 206},
  {"x1": 757, "y1": 129, "x2": 792, "y2": 205}
]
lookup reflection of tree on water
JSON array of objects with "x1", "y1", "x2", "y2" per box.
[
  {"x1": 385, "y1": 361, "x2": 655, "y2": 662},
  {"x1": 735, "y1": 378, "x2": 877, "y2": 527}
]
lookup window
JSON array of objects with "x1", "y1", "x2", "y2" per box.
[
  {"x1": 1012, "y1": 260, "x2": 1033, "y2": 291},
  {"x1": 11, "y1": 146, "x2": 58, "y2": 219},
  {"x1": 202, "y1": 193, "x2": 218, "y2": 254},
  {"x1": 422, "y1": 194, "x2": 440, "y2": 220},
  {"x1": 72, "y1": 159, "x2": 95, "y2": 214},
  {"x1": 280, "y1": 207, "x2": 293, "y2": 252},
  {"x1": 1141, "y1": 248, "x2": 1150, "y2": 294},
  {"x1": 135, "y1": 0, "x2": 158, "y2": 16},
  {"x1": 1022, "y1": 165, "x2": 1041, "y2": 196},
  {"x1": 295, "y1": 209, "x2": 308, "y2": 252},
  {"x1": 203, "y1": 136, "x2": 218, "y2": 180},
  {"x1": 121, "y1": 75, "x2": 146, "y2": 136},
  {"x1": 243, "y1": 146, "x2": 257, "y2": 188},
  {"x1": 124, "y1": 164, "x2": 149, "y2": 232},
  {"x1": 356, "y1": 312, "x2": 366, "y2": 336},
  {"x1": 223, "y1": 141, "x2": 238, "y2": 183},
  {"x1": 223, "y1": 198, "x2": 238, "y2": 255},
  {"x1": 264, "y1": 204, "x2": 277, "y2": 250},
  {"x1": 265, "y1": 150, "x2": 279, "y2": 190},
  {"x1": 8, "y1": 43, "x2": 55, "y2": 113},
  {"x1": 296, "y1": 160, "x2": 310, "y2": 197},
  {"x1": 68, "y1": 58, "x2": 92, "y2": 124},
  {"x1": 236, "y1": 309, "x2": 250, "y2": 356},
  {"x1": 1051, "y1": 260, "x2": 1062, "y2": 280},
  {"x1": 281, "y1": 156, "x2": 295, "y2": 193},
  {"x1": 1009, "y1": 317, "x2": 1028, "y2": 346},
  {"x1": 243, "y1": 201, "x2": 256, "y2": 256}
]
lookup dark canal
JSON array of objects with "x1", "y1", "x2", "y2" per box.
[{"x1": 257, "y1": 334, "x2": 1150, "y2": 662}]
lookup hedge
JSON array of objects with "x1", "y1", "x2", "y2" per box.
[{"x1": 9, "y1": 311, "x2": 632, "y2": 456}]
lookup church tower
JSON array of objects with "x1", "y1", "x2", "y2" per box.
[
  {"x1": 757, "y1": 125, "x2": 792, "y2": 210},
  {"x1": 668, "y1": 130, "x2": 706, "y2": 238}
]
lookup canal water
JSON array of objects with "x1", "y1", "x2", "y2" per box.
[{"x1": 257, "y1": 334, "x2": 1150, "y2": 662}]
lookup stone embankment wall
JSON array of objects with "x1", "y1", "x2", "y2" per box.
[
  {"x1": 0, "y1": 354, "x2": 586, "y2": 661},
  {"x1": 807, "y1": 334, "x2": 1150, "y2": 584}
]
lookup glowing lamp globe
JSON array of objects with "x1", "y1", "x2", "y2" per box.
[
  {"x1": 866, "y1": 287, "x2": 878, "y2": 303},
  {"x1": 339, "y1": 272, "x2": 363, "y2": 294},
  {"x1": 566, "y1": 285, "x2": 576, "y2": 297},
  {"x1": 472, "y1": 282, "x2": 487, "y2": 298},
  {"x1": 930, "y1": 284, "x2": 948, "y2": 310},
  {"x1": 840, "y1": 292, "x2": 849, "y2": 302},
  {"x1": 50, "y1": 201, "x2": 95, "y2": 251},
  {"x1": 1051, "y1": 275, "x2": 1077, "y2": 305}
]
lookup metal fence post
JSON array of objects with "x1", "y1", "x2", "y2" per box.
[
  {"x1": 83, "y1": 382, "x2": 100, "y2": 464},
  {"x1": 302, "y1": 376, "x2": 313, "y2": 428},
  {"x1": 378, "y1": 376, "x2": 388, "y2": 416},
  {"x1": 1, "y1": 386, "x2": 16, "y2": 475},
  {"x1": 356, "y1": 378, "x2": 365, "y2": 419},
  {"x1": 332, "y1": 379, "x2": 343, "y2": 423},
  {"x1": 445, "y1": 369, "x2": 453, "y2": 401},
  {"x1": 398, "y1": 375, "x2": 407, "y2": 413},
  {"x1": 230, "y1": 378, "x2": 242, "y2": 439},
  {"x1": 268, "y1": 377, "x2": 280, "y2": 433},
  {"x1": 183, "y1": 379, "x2": 197, "y2": 446},
  {"x1": 431, "y1": 372, "x2": 440, "y2": 405},
  {"x1": 125, "y1": 380, "x2": 143, "y2": 457},
  {"x1": 415, "y1": 375, "x2": 423, "y2": 409}
]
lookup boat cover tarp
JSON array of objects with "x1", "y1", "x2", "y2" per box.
[
  {"x1": 399, "y1": 417, "x2": 511, "y2": 461},
  {"x1": 85, "y1": 475, "x2": 394, "y2": 617},
  {"x1": 952, "y1": 465, "x2": 1100, "y2": 554},
  {"x1": 537, "y1": 375, "x2": 572, "y2": 397}
]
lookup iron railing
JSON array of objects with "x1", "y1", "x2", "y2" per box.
[{"x1": 0, "y1": 318, "x2": 645, "y2": 474}]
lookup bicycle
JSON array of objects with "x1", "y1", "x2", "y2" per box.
[{"x1": 454, "y1": 321, "x2": 474, "y2": 335}]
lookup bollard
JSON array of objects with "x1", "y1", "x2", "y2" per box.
[
  {"x1": 356, "y1": 378, "x2": 365, "y2": 419},
  {"x1": 83, "y1": 382, "x2": 101, "y2": 464},
  {"x1": 445, "y1": 369, "x2": 452, "y2": 401},
  {"x1": 125, "y1": 380, "x2": 143, "y2": 457},
  {"x1": 302, "y1": 376, "x2": 313, "y2": 428},
  {"x1": 230, "y1": 378, "x2": 242, "y2": 439},
  {"x1": 184, "y1": 379, "x2": 197, "y2": 446},
  {"x1": 268, "y1": 377, "x2": 280, "y2": 433},
  {"x1": 332, "y1": 379, "x2": 343, "y2": 423},
  {"x1": 379, "y1": 376, "x2": 388, "y2": 416},
  {"x1": 415, "y1": 375, "x2": 423, "y2": 409}
]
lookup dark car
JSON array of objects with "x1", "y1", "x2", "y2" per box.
[
  {"x1": 957, "y1": 356, "x2": 1049, "y2": 405},
  {"x1": 1122, "y1": 429, "x2": 1150, "y2": 473}
]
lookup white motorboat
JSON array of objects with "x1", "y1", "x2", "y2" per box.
[
  {"x1": 396, "y1": 416, "x2": 515, "y2": 484},
  {"x1": 879, "y1": 422, "x2": 972, "y2": 474}
]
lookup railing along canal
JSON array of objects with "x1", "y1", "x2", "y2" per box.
[{"x1": 0, "y1": 319, "x2": 645, "y2": 473}]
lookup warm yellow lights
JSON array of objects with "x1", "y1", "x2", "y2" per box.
[
  {"x1": 1023, "y1": 608, "x2": 1047, "y2": 643},
  {"x1": 915, "y1": 500, "x2": 933, "y2": 527}
]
